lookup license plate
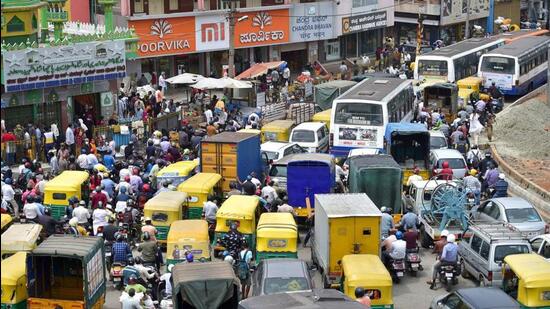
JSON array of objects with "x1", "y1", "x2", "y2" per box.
[
  {"x1": 445, "y1": 273, "x2": 453, "y2": 278},
  {"x1": 113, "y1": 277, "x2": 121, "y2": 282},
  {"x1": 106, "y1": 253, "x2": 111, "y2": 257},
  {"x1": 397, "y1": 272, "x2": 404, "y2": 277},
  {"x1": 411, "y1": 265, "x2": 419, "y2": 270}
]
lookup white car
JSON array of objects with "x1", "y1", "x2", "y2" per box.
[
  {"x1": 471, "y1": 197, "x2": 547, "y2": 238},
  {"x1": 529, "y1": 234, "x2": 550, "y2": 261},
  {"x1": 429, "y1": 130, "x2": 448, "y2": 149},
  {"x1": 429, "y1": 149, "x2": 468, "y2": 179},
  {"x1": 260, "y1": 142, "x2": 307, "y2": 162}
]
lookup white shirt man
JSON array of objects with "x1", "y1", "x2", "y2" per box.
[
  {"x1": 77, "y1": 153, "x2": 89, "y2": 169},
  {"x1": 65, "y1": 126, "x2": 75, "y2": 146},
  {"x1": 92, "y1": 207, "x2": 110, "y2": 235},
  {"x1": 204, "y1": 109, "x2": 213, "y2": 124},
  {"x1": 73, "y1": 203, "x2": 91, "y2": 224},
  {"x1": 115, "y1": 181, "x2": 133, "y2": 195},
  {"x1": 23, "y1": 202, "x2": 41, "y2": 220},
  {"x1": 261, "y1": 184, "x2": 278, "y2": 204},
  {"x1": 390, "y1": 238, "x2": 407, "y2": 260},
  {"x1": 202, "y1": 201, "x2": 218, "y2": 222}
]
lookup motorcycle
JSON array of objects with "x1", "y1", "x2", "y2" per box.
[
  {"x1": 390, "y1": 258, "x2": 406, "y2": 283},
  {"x1": 438, "y1": 262, "x2": 460, "y2": 292},
  {"x1": 104, "y1": 240, "x2": 113, "y2": 272},
  {"x1": 405, "y1": 249, "x2": 422, "y2": 276},
  {"x1": 111, "y1": 262, "x2": 125, "y2": 290},
  {"x1": 491, "y1": 97, "x2": 503, "y2": 113}
]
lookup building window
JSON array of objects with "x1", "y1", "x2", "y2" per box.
[
  {"x1": 32, "y1": 14, "x2": 38, "y2": 29},
  {"x1": 7, "y1": 16, "x2": 25, "y2": 32},
  {"x1": 352, "y1": 0, "x2": 378, "y2": 8}
]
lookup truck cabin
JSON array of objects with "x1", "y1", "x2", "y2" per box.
[{"x1": 384, "y1": 123, "x2": 430, "y2": 170}]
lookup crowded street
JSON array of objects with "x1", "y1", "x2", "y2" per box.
[{"x1": 2, "y1": 0, "x2": 550, "y2": 308}]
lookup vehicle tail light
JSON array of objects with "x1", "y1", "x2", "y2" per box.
[{"x1": 487, "y1": 271, "x2": 493, "y2": 282}]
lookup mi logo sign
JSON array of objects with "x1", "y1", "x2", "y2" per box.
[
  {"x1": 196, "y1": 16, "x2": 229, "y2": 51},
  {"x1": 201, "y1": 22, "x2": 225, "y2": 42}
]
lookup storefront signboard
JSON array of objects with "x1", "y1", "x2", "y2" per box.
[
  {"x1": 235, "y1": 9, "x2": 290, "y2": 48},
  {"x1": 129, "y1": 17, "x2": 196, "y2": 57},
  {"x1": 290, "y1": 2, "x2": 334, "y2": 42},
  {"x1": 195, "y1": 14, "x2": 229, "y2": 52},
  {"x1": 440, "y1": 0, "x2": 489, "y2": 26},
  {"x1": 257, "y1": 92, "x2": 266, "y2": 108},
  {"x1": 342, "y1": 11, "x2": 388, "y2": 34},
  {"x1": 2, "y1": 40, "x2": 126, "y2": 93}
]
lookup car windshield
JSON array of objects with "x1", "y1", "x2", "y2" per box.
[
  {"x1": 505, "y1": 208, "x2": 542, "y2": 223},
  {"x1": 437, "y1": 158, "x2": 465, "y2": 169},
  {"x1": 334, "y1": 102, "x2": 383, "y2": 126},
  {"x1": 262, "y1": 151, "x2": 279, "y2": 161},
  {"x1": 494, "y1": 245, "x2": 530, "y2": 263},
  {"x1": 263, "y1": 277, "x2": 310, "y2": 295},
  {"x1": 430, "y1": 136, "x2": 447, "y2": 149},
  {"x1": 269, "y1": 165, "x2": 287, "y2": 177},
  {"x1": 291, "y1": 130, "x2": 315, "y2": 143},
  {"x1": 480, "y1": 56, "x2": 515, "y2": 75}
]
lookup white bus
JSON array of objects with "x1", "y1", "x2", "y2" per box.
[
  {"x1": 478, "y1": 36, "x2": 550, "y2": 96},
  {"x1": 414, "y1": 37, "x2": 505, "y2": 83},
  {"x1": 330, "y1": 78, "x2": 415, "y2": 157}
]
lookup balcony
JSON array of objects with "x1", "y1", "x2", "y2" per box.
[
  {"x1": 46, "y1": 11, "x2": 68, "y2": 22},
  {"x1": 395, "y1": 0, "x2": 440, "y2": 16}
]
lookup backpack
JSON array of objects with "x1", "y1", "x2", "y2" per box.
[
  {"x1": 122, "y1": 209, "x2": 133, "y2": 224},
  {"x1": 469, "y1": 150, "x2": 481, "y2": 168},
  {"x1": 236, "y1": 250, "x2": 250, "y2": 280}
]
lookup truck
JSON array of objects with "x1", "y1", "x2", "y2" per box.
[
  {"x1": 347, "y1": 154, "x2": 403, "y2": 214},
  {"x1": 286, "y1": 153, "x2": 335, "y2": 218},
  {"x1": 200, "y1": 132, "x2": 264, "y2": 192},
  {"x1": 27, "y1": 235, "x2": 106, "y2": 309},
  {"x1": 312, "y1": 194, "x2": 381, "y2": 288}
]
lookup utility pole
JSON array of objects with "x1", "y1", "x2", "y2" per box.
[
  {"x1": 547, "y1": 44, "x2": 549, "y2": 106},
  {"x1": 225, "y1": 0, "x2": 239, "y2": 78},
  {"x1": 465, "y1": 0, "x2": 471, "y2": 39}
]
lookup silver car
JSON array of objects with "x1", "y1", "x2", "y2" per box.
[{"x1": 471, "y1": 197, "x2": 546, "y2": 238}]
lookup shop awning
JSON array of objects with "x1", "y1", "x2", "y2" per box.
[{"x1": 235, "y1": 61, "x2": 287, "y2": 80}]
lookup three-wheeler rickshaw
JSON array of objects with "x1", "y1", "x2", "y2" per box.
[
  {"x1": 166, "y1": 220, "x2": 211, "y2": 269},
  {"x1": 502, "y1": 253, "x2": 550, "y2": 308},
  {"x1": 1, "y1": 223, "x2": 42, "y2": 259},
  {"x1": 1, "y1": 214, "x2": 13, "y2": 233},
  {"x1": 177, "y1": 173, "x2": 222, "y2": 219},
  {"x1": 143, "y1": 191, "x2": 188, "y2": 244},
  {"x1": 256, "y1": 212, "x2": 298, "y2": 262},
  {"x1": 1, "y1": 252, "x2": 28, "y2": 309},
  {"x1": 261, "y1": 120, "x2": 295, "y2": 142},
  {"x1": 340, "y1": 254, "x2": 394, "y2": 309},
  {"x1": 44, "y1": 171, "x2": 90, "y2": 220},
  {"x1": 156, "y1": 160, "x2": 199, "y2": 190}
]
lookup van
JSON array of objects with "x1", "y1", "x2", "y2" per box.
[
  {"x1": 289, "y1": 122, "x2": 329, "y2": 153},
  {"x1": 459, "y1": 223, "x2": 531, "y2": 287},
  {"x1": 429, "y1": 130, "x2": 448, "y2": 149},
  {"x1": 260, "y1": 142, "x2": 307, "y2": 162},
  {"x1": 429, "y1": 149, "x2": 468, "y2": 179}
]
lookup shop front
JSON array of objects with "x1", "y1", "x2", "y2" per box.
[
  {"x1": 338, "y1": 9, "x2": 392, "y2": 59},
  {"x1": 440, "y1": 0, "x2": 489, "y2": 43}
]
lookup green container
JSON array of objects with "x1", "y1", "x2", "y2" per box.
[
  {"x1": 50, "y1": 204, "x2": 66, "y2": 220},
  {"x1": 187, "y1": 207, "x2": 203, "y2": 219}
]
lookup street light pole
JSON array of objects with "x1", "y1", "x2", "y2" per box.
[
  {"x1": 226, "y1": 0, "x2": 238, "y2": 78},
  {"x1": 465, "y1": 0, "x2": 471, "y2": 39},
  {"x1": 547, "y1": 44, "x2": 549, "y2": 107}
]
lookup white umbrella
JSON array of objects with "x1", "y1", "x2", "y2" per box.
[
  {"x1": 136, "y1": 85, "x2": 155, "y2": 98},
  {"x1": 166, "y1": 73, "x2": 204, "y2": 85},
  {"x1": 191, "y1": 77, "x2": 230, "y2": 90},
  {"x1": 220, "y1": 77, "x2": 253, "y2": 89}
]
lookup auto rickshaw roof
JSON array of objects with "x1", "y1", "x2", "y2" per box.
[
  {"x1": 31, "y1": 235, "x2": 101, "y2": 258},
  {"x1": 1, "y1": 223, "x2": 42, "y2": 252},
  {"x1": 1, "y1": 252, "x2": 27, "y2": 285},
  {"x1": 456, "y1": 76, "x2": 483, "y2": 87},
  {"x1": 168, "y1": 220, "x2": 209, "y2": 242},
  {"x1": 316, "y1": 194, "x2": 381, "y2": 217},
  {"x1": 258, "y1": 212, "x2": 296, "y2": 227},
  {"x1": 1, "y1": 214, "x2": 13, "y2": 230},
  {"x1": 157, "y1": 160, "x2": 199, "y2": 177},
  {"x1": 44, "y1": 170, "x2": 89, "y2": 191},
  {"x1": 144, "y1": 191, "x2": 188, "y2": 211},
  {"x1": 218, "y1": 195, "x2": 259, "y2": 220},
  {"x1": 504, "y1": 254, "x2": 550, "y2": 288},
  {"x1": 177, "y1": 173, "x2": 222, "y2": 194},
  {"x1": 262, "y1": 120, "x2": 296, "y2": 131},
  {"x1": 341, "y1": 254, "x2": 392, "y2": 287},
  {"x1": 257, "y1": 213, "x2": 297, "y2": 238},
  {"x1": 424, "y1": 82, "x2": 458, "y2": 91}
]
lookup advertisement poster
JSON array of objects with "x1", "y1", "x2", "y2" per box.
[
  {"x1": 290, "y1": 2, "x2": 334, "y2": 42},
  {"x1": 440, "y1": 0, "x2": 489, "y2": 25},
  {"x1": 338, "y1": 127, "x2": 378, "y2": 147},
  {"x1": 129, "y1": 17, "x2": 196, "y2": 57}
]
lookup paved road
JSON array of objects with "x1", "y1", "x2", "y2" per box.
[{"x1": 104, "y1": 234, "x2": 477, "y2": 308}]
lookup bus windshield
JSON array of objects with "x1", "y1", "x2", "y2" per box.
[
  {"x1": 480, "y1": 56, "x2": 515, "y2": 74},
  {"x1": 418, "y1": 60, "x2": 448, "y2": 76},
  {"x1": 334, "y1": 102, "x2": 383, "y2": 126}
]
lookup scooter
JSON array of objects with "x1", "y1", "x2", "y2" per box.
[
  {"x1": 438, "y1": 263, "x2": 460, "y2": 292},
  {"x1": 405, "y1": 249, "x2": 422, "y2": 276},
  {"x1": 111, "y1": 262, "x2": 125, "y2": 290},
  {"x1": 491, "y1": 97, "x2": 503, "y2": 113},
  {"x1": 390, "y1": 258, "x2": 406, "y2": 283}
]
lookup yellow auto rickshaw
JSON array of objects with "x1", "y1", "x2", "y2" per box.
[
  {"x1": 1, "y1": 252, "x2": 28, "y2": 309},
  {"x1": 256, "y1": 212, "x2": 298, "y2": 262},
  {"x1": 167, "y1": 220, "x2": 210, "y2": 269},
  {"x1": 312, "y1": 109, "x2": 332, "y2": 131},
  {"x1": 156, "y1": 160, "x2": 199, "y2": 190},
  {"x1": 1, "y1": 223, "x2": 42, "y2": 259},
  {"x1": 340, "y1": 254, "x2": 394, "y2": 309},
  {"x1": 261, "y1": 120, "x2": 295, "y2": 142},
  {"x1": 1, "y1": 214, "x2": 13, "y2": 233},
  {"x1": 177, "y1": 173, "x2": 222, "y2": 219},
  {"x1": 44, "y1": 171, "x2": 90, "y2": 220},
  {"x1": 214, "y1": 195, "x2": 260, "y2": 254},
  {"x1": 457, "y1": 76, "x2": 483, "y2": 106},
  {"x1": 143, "y1": 191, "x2": 188, "y2": 244},
  {"x1": 423, "y1": 83, "x2": 459, "y2": 123},
  {"x1": 502, "y1": 253, "x2": 550, "y2": 309}
]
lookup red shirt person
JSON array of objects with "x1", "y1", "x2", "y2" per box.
[
  {"x1": 437, "y1": 161, "x2": 453, "y2": 180},
  {"x1": 91, "y1": 187, "x2": 108, "y2": 209}
]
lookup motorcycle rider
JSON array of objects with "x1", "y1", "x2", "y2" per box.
[
  {"x1": 138, "y1": 231, "x2": 158, "y2": 269},
  {"x1": 482, "y1": 163, "x2": 500, "y2": 194},
  {"x1": 102, "y1": 217, "x2": 119, "y2": 242},
  {"x1": 73, "y1": 200, "x2": 91, "y2": 231},
  {"x1": 125, "y1": 274, "x2": 147, "y2": 294},
  {"x1": 133, "y1": 256, "x2": 157, "y2": 283},
  {"x1": 220, "y1": 222, "x2": 245, "y2": 258},
  {"x1": 2, "y1": 178, "x2": 19, "y2": 217},
  {"x1": 463, "y1": 169, "x2": 482, "y2": 205},
  {"x1": 437, "y1": 161, "x2": 454, "y2": 180},
  {"x1": 399, "y1": 205, "x2": 419, "y2": 232},
  {"x1": 478, "y1": 153, "x2": 498, "y2": 178},
  {"x1": 380, "y1": 207, "x2": 394, "y2": 239},
  {"x1": 122, "y1": 257, "x2": 141, "y2": 286},
  {"x1": 38, "y1": 207, "x2": 64, "y2": 236},
  {"x1": 493, "y1": 173, "x2": 509, "y2": 198},
  {"x1": 112, "y1": 234, "x2": 133, "y2": 265},
  {"x1": 389, "y1": 231, "x2": 407, "y2": 262},
  {"x1": 141, "y1": 217, "x2": 158, "y2": 242},
  {"x1": 428, "y1": 234, "x2": 458, "y2": 290},
  {"x1": 68, "y1": 217, "x2": 88, "y2": 236}
]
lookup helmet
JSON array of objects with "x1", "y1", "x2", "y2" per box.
[
  {"x1": 499, "y1": 173, "x2": 505, "y2": 180},
  {"x1": 186, "y1": 252, "x2": 194, "y2": 263},
  {"x1": 447, "y1": 234, "x2": 456, "y2": 243},
  {"x1": 120, "y1": 186, "x2": 126, "y2": 193},
  {"x1": 469, "y1": 169, "x2": 478, "y2": 176},
  {"x1": 167, "y1": 264, "x2": 175, "y2": 273},
  {"x1": 27, "y1": 195, "x2": 35, "y2": 203},
  {"x1": 380, "y1": 206, "x2": 389, "y2": 213},
  {"x1": 440, "y1": 230, "x2": 449, "y2": 238},
  {"x1": 24, "y1": 162, "x2": 31, "y2": 169},
  {"x1": 442, "y1": 161, "x2": 449, "y2": 168},
  {"x1": 95, "y1": 186, "x2": 101, "y2": 192},
  {"x1": 142, "y1": 184, "x2": 150, "y2": 192},
  {"x1": 79, "y1": 200, "x2": 86, "y2": 207},
  {"x1": 128, "y1": 274, "x2": 138, "y2": 284},
  {"x1": 5, "y1": 178, "x2": 12, "y2": 185},
  {"x1": 116, "y1": 234, "x2": 124, "y2": 242},
  {"x1": 127, "y1": 199, "x2": 135, "y2": 207},
  {"x1": 69, "y1": 196, "x2": 79, "y2": 205},
  {"x1": 355, "y1": 287, "x2": 366, "y2": 298},
  {"x1": 395, "y1": 231, "x2": 403, "y2": 240},
  {"x1": 127, "y1": 257, "x2": 135, "y2": 266},
  {"x1": 224, "y1": 255, "x2": 234, "y2": 264},
  {"x1": 142, "y1": 231, "x2": 151, "y2": 241},
  {"x1": 35, "y1": 196, "x2": 43, "y2": 204},
  {"x1": 69, "y1": 217, "x2": 78, "y2": 227},
  {"x1": 81, "y1": 148, "x2": 87, "y2": 154},
  {"x1": 134, "y1": 256, "x2": 143, "y2": 264}
]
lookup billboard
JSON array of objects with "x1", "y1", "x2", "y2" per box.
[
  {"x1": 234, "y1": 9, "x2": 290, "y2": 48},
  {"x1": 440, "y1": 0, "x2": 489, "y2": 26},
  {"x1": 129, "y1": 17, "x2": 196, "y2": 57},
  {"x1": 290, "y1": 2, "x2": 334, "y2": 42},
  {"x1": 342, "y1": 11, "x2": 388, "y2": 34}
]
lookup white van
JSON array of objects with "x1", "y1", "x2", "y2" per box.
[{"x1": 289, "y1": 122, "x2": 329, "y2": 153}]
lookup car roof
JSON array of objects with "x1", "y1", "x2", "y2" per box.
[
  {"x1": 491, "y1": 197, "x2": 535, "y2": 209},
  {"x1": 262, "y1": 258, "x2": 308, "y2": 278},
  {"x1": 261, "y1": 142, "x2": 293, "y2": 152},
  {"x1": 456, "y1": 288, "x2": 521, "y2": 309},
  {"x1": 293, "y1": 122, "x2": 325, "y2": 130},
  {"x1": 430, "y1": 148, "x2": 464, "y2": 159}
]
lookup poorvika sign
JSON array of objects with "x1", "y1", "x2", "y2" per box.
[
  {"x1": 342, "y1": 11, "x2": 387, "y2": 34},
  {"x1": 129, "y1": 17, "x2": 196, "y2": 57},
  {"x1": 2, "y1": 40, "x2": 126, "y2": 93}
]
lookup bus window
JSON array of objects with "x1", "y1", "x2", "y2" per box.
[
  {"x1": 417, "y1": 60, "x2": 448, "y2": 76},
  {"x1": 480, "y1": 56, "x2": 515, "y2": 74}
]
